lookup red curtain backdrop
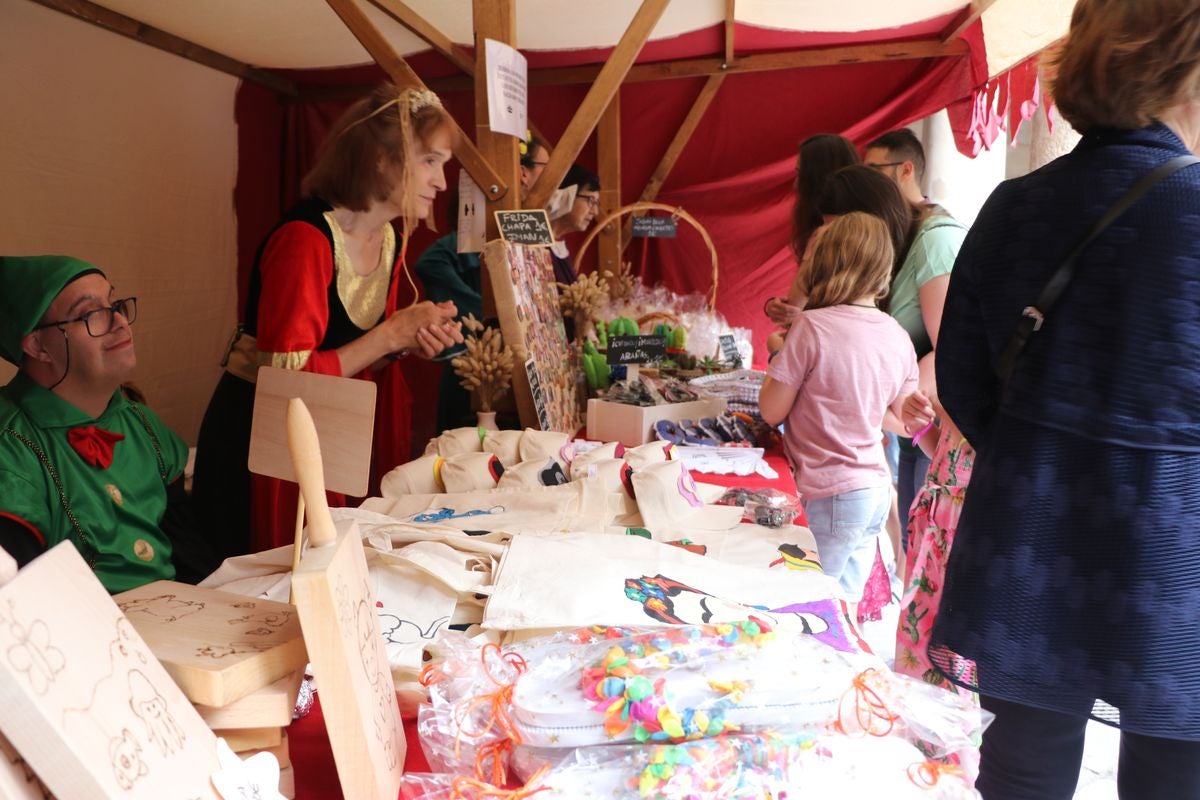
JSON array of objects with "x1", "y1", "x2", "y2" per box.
[{"x1": 232, "y1": 20, "x2": 989, "y2": 451}]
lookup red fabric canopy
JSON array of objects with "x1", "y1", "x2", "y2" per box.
[{"x1": 233, "y1": 18, "x2": 990, "y2": 452}]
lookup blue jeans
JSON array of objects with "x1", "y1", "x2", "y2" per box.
[
  {"x1": 802, "y1": 485, "x2": 891, "y2": 599},
  {"x1": 897, "y1": 446, "x2": 931, "y2": 551}
]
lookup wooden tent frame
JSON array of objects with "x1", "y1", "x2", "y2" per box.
[
  {"x1": 29, "y1": 0, "x2": 996, "y2": 292},
  {"x1": 26, "y1": 0, "x2": 1012, "y2": 432}
]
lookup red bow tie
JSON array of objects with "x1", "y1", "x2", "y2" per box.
[{"x1": 68, "y1": 426, "x2": 125, "y2": 469}]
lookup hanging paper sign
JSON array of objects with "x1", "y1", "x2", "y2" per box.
[
  {"x1": 546, "y1": 185, "x2": 577, "y2": 221},
  {"x1": 496, "y1": 210, "x2": 554, "y2": 246},
  {"x1": 718, "y1": 334, "x2": 742, "y2": 365},
  {"x1": 457, "y1": 171, "x2": 487, "y2": 254},
  {"x1": 485, "y1": 38, "x2": 528, "y2": 139},
  {"x1": 631, "y1": 215, "x2": 678, "y2": 238},
  {"x1": 608, "y1": 335, "x2": 668, "y2": 365}
]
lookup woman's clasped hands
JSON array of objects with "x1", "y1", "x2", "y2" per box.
[{"x1": 385, "y1": 300, "x2": 464, "y2": 359}]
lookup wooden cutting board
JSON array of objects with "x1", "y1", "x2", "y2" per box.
[
  {"x1": 249, "y1": 366, "x2": 377, "y2": 497},
  {"x1": 0, "y1": 730, "x2": 56, "y2": 799},
  {"x1": 213, "y1": 726, "x2": 283, "y2": 752},
  {"x1": 194, "y1": 671, "x2": 302, "y2": 729},
  {"x1": 242, "y1": 731, "x2": 290, "y2": 769},
  {"x1": 114, "y1": 580, "x2": 307, "y2": 708},
  {"x1": 288, "y1": 398, "x2": 404, "y2": 800},
  {"x1": 0, "y1": 542, "x2": 222, "y2": 799}
]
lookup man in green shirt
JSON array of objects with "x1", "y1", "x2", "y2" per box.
[
  {"x1": 864, "y1": 130, "x2": 967, "y2": 538},
  {"x1": 0, "y1": 255, "x2": 204, "y2": 592}
]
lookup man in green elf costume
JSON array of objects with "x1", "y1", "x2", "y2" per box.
[{"x1": 0, "y1": 255, "x2": 212, "y2": 592}]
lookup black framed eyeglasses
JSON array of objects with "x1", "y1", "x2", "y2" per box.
[
  {"x1": 577, "y1": 194, "x2": 601, "y2": 208},
  {"x1": 34, "y1": 297, "x2": 138, "y2": 337},
  {"x1": 865, "y1": 161, "x2": 905, "y2": 171}
]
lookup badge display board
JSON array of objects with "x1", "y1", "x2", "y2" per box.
[
  {"x1": 484, "y1": 240, "x2": 583, "y2": 433},
  {"x1": 0, "y1": 542, "x2": 222, "y2": 799}
]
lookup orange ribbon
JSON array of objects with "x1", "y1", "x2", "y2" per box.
[
  {"x1": 449, "y1": 765, "x2": 551, "y2": 800},
  {"x1": 907, "y1": 760, "x2": 965, "y2": 789},
  {"x1": 450, "y1": 643, "x2": 528, "y2": 784},
  {"x1": 833, "y1": 668, "x2": 899, "y2": 737}
]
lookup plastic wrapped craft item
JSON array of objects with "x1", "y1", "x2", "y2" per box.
[
  {"x1": 507, "y1": 732, "x2": 980, "y2": 799},
  {"x1": 508, "y1": 620, "x2": 876, "y2": 748},
  {"x1": 417, "y1": 632, "x2": 530, "y2": 783},
  {"x1": 832, "y1": 666, "x2": 990, "y2": 781},
  {"x1": 415, "y1": 627, "x2": 985, "y2": 788},
  {"x1": 399, "y1": 768, "x2": 552, "y2": 800}
]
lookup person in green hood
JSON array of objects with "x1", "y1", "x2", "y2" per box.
[{"x1": 0, "y1": 255, "x2": 212, "y2": 592}]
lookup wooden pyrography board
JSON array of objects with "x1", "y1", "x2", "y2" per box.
[
  {"x1": 248, "y1": 366, "x2": 378, "y2": 496},
  {"x1": 0, "y1": 730, "x2": 56, "y2": 799},
  {"x1": 291, "y1": 523, "x2": 404, "y2": 800},
  {"x1": 114, "y1": 580, "x2": 308, "y2": 708},
  {"x1": 194, "y1": 671, "x2": 302, "y2": 729},
  {"x1": 483, "y1": 239, "x2": 583, "y2": 433},
  {"x1": 0, "y1": 542, "x2": 221, "y2": 799}
]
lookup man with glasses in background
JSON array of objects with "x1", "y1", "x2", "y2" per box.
[
  {"x1": 549, "y1": 164, "x2": 603, "y2": 286},
  {"x1": 0, "y1": 255, "x2": 209, "y2": 591},
  {"x1": 863, "y1": 128, "x2": 932, "y2": 208}
]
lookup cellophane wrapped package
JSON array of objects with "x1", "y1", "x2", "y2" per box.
[
  {"x1": 413, "y1": 621, "x2": 987, "y2": 795},
  {"x1": 402, "y1": 731, "x2": 979, "y2": 799}
]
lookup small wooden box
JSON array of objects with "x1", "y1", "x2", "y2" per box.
[{"x1": 586, "y1": 395, "x2": 727, "y2": 446}]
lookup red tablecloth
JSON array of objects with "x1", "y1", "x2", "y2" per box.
[{"x1": 290, "y1": 450, "x2": 797, "y2": 799}]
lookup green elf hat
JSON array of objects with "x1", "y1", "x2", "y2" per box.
[{"x1": 0, "y1": 255, "x2": 104, "y2": 365}]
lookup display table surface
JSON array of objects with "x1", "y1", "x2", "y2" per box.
[{"x1": 289, "y1": 449, "x2": 798, "y2": 800}]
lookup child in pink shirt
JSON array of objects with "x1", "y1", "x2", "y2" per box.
[{"x1": 760, "y1": 212, "x2": 918, "y2": 601}]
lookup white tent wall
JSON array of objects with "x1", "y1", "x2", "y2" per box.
[
  {"x1": 917, "y1": 109, "x2": 1009, "y2": 227},
  {"x1": 0, "y1": 0, "x2": 238, "y2": 444}
]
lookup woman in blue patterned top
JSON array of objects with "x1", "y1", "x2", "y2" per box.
[{"x1": 931, "y1": 1, "x2": 1200, "y2": 797}]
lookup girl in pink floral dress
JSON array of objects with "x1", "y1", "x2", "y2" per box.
[{"x1": 894, "y1": 379, "x2": 977, "y2": 697}]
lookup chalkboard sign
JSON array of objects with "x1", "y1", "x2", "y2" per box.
[
  {"x1": 496, "y1": 209, "x2": 555, "y2": 246},
  {"x1": 718, "y1": 333, "x2": 742, "y2": 365},
  {"x1": 608, "y1": 335, "x2": 668, "y2": 365},
  {"x1": 631, "y1": 215, "x2": 678, "y2": 238}
]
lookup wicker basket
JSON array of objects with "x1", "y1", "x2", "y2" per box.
[{"x1": 576, "y1": 201, "x2": 719, "y2": 309}]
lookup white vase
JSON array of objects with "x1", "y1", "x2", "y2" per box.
[{"x1": 476, "y1": 410, "x2": 499, "y2": 431}]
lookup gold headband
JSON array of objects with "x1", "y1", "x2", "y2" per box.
[{"x1": 342, "y1": 88, "x2": 443, "y2": 134}]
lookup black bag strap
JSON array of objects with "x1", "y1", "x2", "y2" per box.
[{"x1": 996, "y1": 154, "x2": 1200, "y2": 384}]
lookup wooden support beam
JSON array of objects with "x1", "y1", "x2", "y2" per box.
[
  {"x1": 298, "y1": 34, "x2": 972, "y2": 103},
  {"x1": 525, "y1": 0, "x2": 671, "y2": 210},
  {"x1": 724, "y1": 0, "x2": 736, "y2": 66},
  {"x1": 622, "y1": 74, "x2": 724, "y2": 248},
  {"x1": 28, "y1": 0, "x2": 298, "y2": 95},
  {"x1": 596, "y1": 95, "x2": 622, "y2": 278},
  {"x1": 367, "y1": 0, "x2": 476, "y2": 74},
  {"x1": 429, "y1": 36, "x2": 970, "y2": 94},
  {"x1": 472, "y1": 0, "x2": 520, "y2": 317},
  {"x1": 325, "y1": 0, "x2": 509, "y2": 201},
  {"x1": 941, "y1": 0, "x2": 1000, "y2": 43}
]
